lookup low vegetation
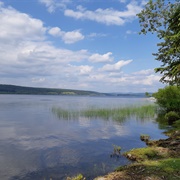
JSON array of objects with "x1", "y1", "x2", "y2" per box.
[
  {"x1": 110, "y1": 158, "x2": 180, "y2": 180},
  {"x1": 52, "y1": 105, "x2": 157, "y2": 122},
  {"x1": 82, "y1": 105, "x2": 156, "y2": 120},
  {"x1": 52, "y1": 107, "x2": 80, "y2": 120},
  {"x1": 124, "y1": 146, "x2": 169, "y2": 162},
  {"x1": 95, "y1": 128, "x2": 180, "y2": 180},
  {"x1": 153, "y1": 86, "x2": 180, "y2": 122},
  {"x1": 110, "y1": 145, "x2": 121, "y2": 158},
  {"x1": 66, "y1": 174, "x2": 85, "y2": 180}
]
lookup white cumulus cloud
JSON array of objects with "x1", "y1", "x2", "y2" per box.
[
  {"x1": 0, "y1": 3, "x2": 89, "y2": 87},
  {"x1": 64, "y1": 2, "x2": 142, "y2": 26},
  {"x1": 100, "y1": 60, "x2": 132, "y2": 71},
  {"x1": 89, "y1": 52, "x2": 113, "y2": 63},
  {"x1": 79, "y1": 65, "x2": 93, "y2": 75},
  {"x1": 48, "y1": 27, "x2": 84, "y2": 44},
  {"x1": 39, "y1": 0, "x2": 71, "y2": 13},
  {"x1": 133, "y1": 69, "x2": 154, "y2": 75},
  {"x1": 132, "y1": 74, "x2": 161, "y2": 86},
  {"x1": 0, "y1": 1, "x2": 164, "y2": 93},
  {"x1": 0, "y1": 3, "x2": 46, "y2": 42},
  {"x1": 48, "y1": 27, "x2": 63, "y2": 36}
]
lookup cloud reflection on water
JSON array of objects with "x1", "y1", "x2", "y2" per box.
[{"x1": 0, "y1": 95, "x2": 166, "y2": 180}]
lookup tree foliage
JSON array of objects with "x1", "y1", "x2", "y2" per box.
[
  {"x1": 137, "y1": 0, "x2": 180, "y2": 86},
  {"x1": 153, "y1": 86, "x2": 180, "y2": 114}
]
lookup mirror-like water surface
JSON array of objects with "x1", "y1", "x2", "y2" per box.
[{"x1": 0, "y1": 95, "x2": 167, "y2": 180}]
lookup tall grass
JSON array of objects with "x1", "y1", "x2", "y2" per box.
[
  {"x1": 81, "y1": 105, "x2": 157, "y2": 121},
  {"x1": 52, "y1": 105, "x2": 157, "y2": 121},
  {"x1": 52, "y1": 107, "x2": 80, "y2": 120}
]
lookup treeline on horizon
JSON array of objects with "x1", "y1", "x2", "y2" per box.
[
  {"x1": 0, "y1": 84, "x2": 148, "y2": 97},
  {"x1": 0, "y1": 84, "x2": 100, "y2": 96}
]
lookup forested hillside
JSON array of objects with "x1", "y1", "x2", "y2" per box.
[{"x1": 0, "y1": 84, "x2": 100, "y2": 96}]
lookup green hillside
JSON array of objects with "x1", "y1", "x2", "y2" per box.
[{"x1": 0, "y1": 84, "x2": 101, "y2": 96}]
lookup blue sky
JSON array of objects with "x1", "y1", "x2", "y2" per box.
[{"x1": 0, "y1": 0, "x2": 165, "y2": 93}]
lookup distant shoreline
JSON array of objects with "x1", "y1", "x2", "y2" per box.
[{"x1": 0, "y1": 84, "x2": 149, "y2": 97}]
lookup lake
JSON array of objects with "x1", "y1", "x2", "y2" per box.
[{"x1": 0, "y1": 95, "x2": 167, "y2": 180}]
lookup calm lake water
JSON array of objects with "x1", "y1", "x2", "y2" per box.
[{"x1": 0, "y1": 95, "x2": 167, "y2": 180}]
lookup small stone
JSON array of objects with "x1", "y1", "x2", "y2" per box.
[{"x1": 127, "y1": 153, "x2": 131, "y2": 158}]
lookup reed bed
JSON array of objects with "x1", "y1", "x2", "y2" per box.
[
  {"x1": 52, "y1": 104, "x2": 157, "y2": 121},
  {"x1": 82, "y1": 105, "x2": 157, "y2": 121},
  {"x1": 52, "y1": 107, "x2": 80, "y2": 120}
]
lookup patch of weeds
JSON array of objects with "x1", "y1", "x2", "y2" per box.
[
  {"x1": 115, "y1": 165, "x2": 127, "y2": 171},
  {"x1": 114, "y1": 158, "x2": 180, "y2": 180},
  {"x1": 66, "y1": 174, "x2": 85, "y2": 180},
  {"x1": 111, "y1": 145, "x2": 121, "y2": 157},
  {"x1": 124, "y1": 147, "x2": 167, "y2": 161},
  {"x1": 143, "y1": 158, "x2": 180, "y2": 173}
]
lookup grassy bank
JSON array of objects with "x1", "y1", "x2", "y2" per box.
[
  {"x1": 97, "y1": 157, "x2": 180, "y2": 180},
  {"x1": 94, "y1": 123, "x2": 180, "y2": 180}
]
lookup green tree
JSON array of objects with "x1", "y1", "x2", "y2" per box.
[
  {"x1": 153, "y1": 86, "x2": 180, "y2": 113},
  {"x1": 145, "y1": 92, "x2": 151, "y2": 97},
  {"x1": 137, "y1": 0, "x2": 180, "y2": 86}
]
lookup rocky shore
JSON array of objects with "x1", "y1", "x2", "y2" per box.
[{"x1": 94, "y1": 129, "x2": 180, "y2": 180}]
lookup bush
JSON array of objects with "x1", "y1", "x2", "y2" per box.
[
  {"x1": 153, "y1": 86, "x2": 180, "y2": 114},
  {"x1": 165, "y1": 111, "x2": 180, "y2": 124},
  {"x1": 172, "y1": 120, "x2": 180, "y2": 129}
]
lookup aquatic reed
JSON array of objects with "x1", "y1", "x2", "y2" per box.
[
  {"x1": 52, "y1": 104, "x2": 157, "y2": 121},
  {"x1": 52, "y1": 107, "x2": 80, "y2": 120},
  {"x1": 81, "y1": 105, "x2": 157, "y2": 121}
]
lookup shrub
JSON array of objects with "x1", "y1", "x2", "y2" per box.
[
  {"x1": 153, "y1": 86, "x2": 180, "y2": 114},
  {"x1": 165, "y1": 111, "x2": 180, "y2": 124}
]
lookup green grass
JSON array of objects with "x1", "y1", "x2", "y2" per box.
[
  {"x1": 143, "y1": 158, "x2": 180, "y2": 173},
  {"x1": 52, "y1": 105, "x2": 157, "y2": 121},
  {"x1": 66, "y1": 174, "x2": 84, "y2": 180},
  {"x1": 124, "y1": 146, "x2": 169, "y2": 162},
  {"x1": 52, "y1": 107, "x2": 80, "y2": 120},
  {"x1": 124, "y1": 147, "x2": 157, "y2": 161},
  {"x1": 115, "y1": 158, "x2": 180, "y2": 180},
  {"x1": 81, "y1": 105, "x2": 157, "y2": 121}
]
